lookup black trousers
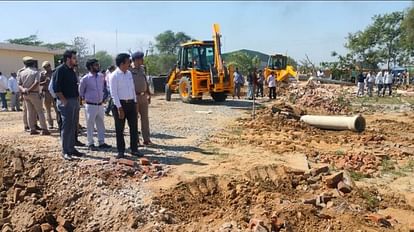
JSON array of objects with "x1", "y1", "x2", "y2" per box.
[
  {"x1": 256, "y1": 84, "x2": 264, "y2": 97},
  {"x1": 269, "y1": 87, "x2": 276, "y2": 99},
  {"x1": 112, "y1": 100, "x2": 138, "y2": 153}
]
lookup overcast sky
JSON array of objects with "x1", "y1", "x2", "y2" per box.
[{"x1": 0, "y1": 1, "x2": 411, "y2": 64}]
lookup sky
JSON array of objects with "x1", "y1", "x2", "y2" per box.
[{"x1": 0, "y1": 1, "x2": 412, "y2": 64}]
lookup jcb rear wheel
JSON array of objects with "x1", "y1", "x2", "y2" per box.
[
  {"x1": 179, "y1": 77, "x2": 194, "y2": 103},
  {"x1": 165, "y1": 84, "x2": 172, "y2": 101},
  {"x1": 211, "y1": 92, "x2": 227, "y2": 102}
]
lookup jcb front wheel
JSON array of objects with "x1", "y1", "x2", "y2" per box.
[{"x1": 179, "y1": 77, "x2": 193, "y2": 103}]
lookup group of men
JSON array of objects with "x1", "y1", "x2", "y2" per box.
[
  {"x1": 233, "y1": 68, "x2": 277, "y2": 100},
  {"x1": 356, "y1": 70, "x2": 406, "y2": 97},
  {"x1": 6, "y1": 49, "x2": 152, "y2": 161}
]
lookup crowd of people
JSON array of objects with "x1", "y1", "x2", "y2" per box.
[
  {"x1": 0, "y1": 49, "x2": 152, "y2": 161},
  {"x1": 232, "y1": 68, "x2": 277, "y2": 100},
  {"x1": 356, "y1": 70, "x2": 409, "y2": 97}
]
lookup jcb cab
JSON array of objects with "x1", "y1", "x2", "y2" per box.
[{"x1": 165, "y1": 24, "x2": 233, "y2": 103}]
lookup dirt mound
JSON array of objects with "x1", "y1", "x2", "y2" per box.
[
  {"x1": 149, "y1": 164, "x2": 411, "y2": 231},
  {"x1": 0, "y1": 144, "x2": 168, "y2": 231}
]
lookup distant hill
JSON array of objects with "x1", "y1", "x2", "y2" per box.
[
  {"x1": 223, "y1": 49, "x2": 269, "y2": 64},
  {"x1": 223, "y1": 49, "x2": 298, "y2": 69}
]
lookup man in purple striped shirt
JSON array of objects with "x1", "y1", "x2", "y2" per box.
[{"x1": 79, "y1": 59, "x2": 111, "y2": 151}]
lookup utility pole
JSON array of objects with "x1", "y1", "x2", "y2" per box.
[
  {"x1": 115, "y1": 29, "x2": 118, "y2": 54},
  {"x1": 93, "y1": 43, "x2": 96, "y2": 56}
]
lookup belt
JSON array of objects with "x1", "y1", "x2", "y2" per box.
[
  {"x1": 86, "y1": 102, "x2": 102, "y2": 106},
  {"x1": 120, "y1": 99, "x2": 134, "y2": 103},
  {"x1": 136, "y1": 92, "x2": 146, "y2": 96}
]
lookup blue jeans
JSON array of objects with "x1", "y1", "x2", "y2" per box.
[
  {"x1": 57, "y1": 98, "x2": 79, "y2": 154},
  {"x1": 0, "y1": 92, "x2": 7, "y2": 109},
  {"x1": 247, "y1": 84, "x2": 254, "y2": 99}
]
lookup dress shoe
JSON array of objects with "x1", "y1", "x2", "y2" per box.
[
  {"x1": 41, "y1": 130, "x2": 51, "y2": 135},
  {"x1": 131, "y1": 151, "x2": 143, "y2": 157},
  {"x1": 98, "y1": 143, "x2": 112, "y2": 149},
  {"x1": 61, "y1": 153, "x2": 73, "y2": 161},
  {"x1": 88, "y1": 144, "x2": 97, "y2": 151},
  {"x1": 143, "y1": 141, "x2": 153, "y2": 146},
  {"x1": 30, "y1": 130, "x2": 40, "y2": 135},
  {"x1": 71, "y1": 149, "x2": 85, "y2": 157},
  {"x1": 75, "y1": 140, "x2": 85, "y2": 147},
  {"x1": 116, "y1": 153, "x2": 125, "y2": 159}
]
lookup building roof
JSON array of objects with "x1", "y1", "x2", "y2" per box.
[{"x1": 0, "y1": 42, "x2": 64, "y2": 55}]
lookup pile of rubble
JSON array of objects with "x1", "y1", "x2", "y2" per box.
[
  {"x1": 147, "y1": 164, "x2": 413, "y2": 231},
  {"x1": 279, "y1": 82, "x2": 353, "y2": 115},
  {"x1": 0, "y1": 144, "x2": 169, "y2": 231}
]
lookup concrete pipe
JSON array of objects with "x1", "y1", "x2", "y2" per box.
[{"x1": 300, "y1": 114, "x2": 366, "y2": 132}]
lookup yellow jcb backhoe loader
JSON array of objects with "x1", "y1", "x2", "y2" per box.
[
  {"x1": 165, "y1": 24, "x2": 233, "y2": 103},
  {"x1": 263, "y1": 54, "x2": 297, "y2": 82}
]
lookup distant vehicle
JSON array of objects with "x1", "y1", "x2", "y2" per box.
[{"x1": 263, "y1": 54, "x2": 297, "y2": 82}]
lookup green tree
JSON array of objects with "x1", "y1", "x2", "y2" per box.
[
  {"x1": 72, "y1": 36, "x2": 90, "y2": 74},
  {"x1": 401, "y1": 5, "x2": 414, "y2": 55},
  {"x1": 93, "y1": 51, "x2": 113, "y2": 70},
  {"x1": 6, "y1": 34, "x2": 43, "y2": 46},
  {"x1": 226, "y1": 52, "x2": 256, "y2": 75},
  {"x1": 155, "y1": 30, "x2": 191, "y2": 55}
]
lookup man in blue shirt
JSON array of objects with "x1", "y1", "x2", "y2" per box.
[{"x1": 79, "y1": 59, "x2": 112, "y2": 151}]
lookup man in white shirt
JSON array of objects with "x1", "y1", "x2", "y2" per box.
[
  {"x1": 0, "y1": 72, "x2": 8, "y2": 111},
  {"x1": 109, "y1": 53, "x2": 141, "y2": 158},
  {"x1": 267, "y1": 71, "x2": 276, "y2": 99},
  {"x1": 8, "y1": 72, "x2": 21, "y2": 111},
  {"x1": 383, "y1": 71, "x2": 393, "y2": 96},
  {"x1": 365, "y1": 71, "x2": 375, "y2": 97},
  {"x1": 375, "y1": 70, "x2": 384, "y2": 97}
]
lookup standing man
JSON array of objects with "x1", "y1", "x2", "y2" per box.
[
  {"x1": 232, "y1": 68, "x2": 243, "y2": 99},
  {"x1": 383, "y1": 71, "x2": 393, "y2": 96},
  {"x1": 0, "y1": 72, "x2": 8, "y2": 111},
  {"x1": 109, "y1": 53, "x2": 141, "y2": 158},
  {"x1": 8, "y1": 73, "x2": 21, "y2": 111},
  {"x1": 130, "y1": 51, "x2": 152, "y2": 146},
  {"x1": 247, "y1": 69, "x2": 255, "y2": 100},
  {"x1": 267, "y1": 71, "x2": 276, "y2": 100},
  {"x1": 366, "y1": 71, "x2": 375, "y2": 97},
  {"x1": 256, "y1": 70, "x2": 264, "y2": 98},
  {"x1": 79, "y1": 59, "x2": 111, "y2": 151},
  {"x1": 53, "y1": 50, "x2": 84, "y2": 160},
  {"x1": 375, "y1": 70, "x2": 384, "y2": 97},
  {"x1": 104, "y1": 65, "x2": 116, "y2": 116},
  {"x1": 40, "y1": 61, "x2": 56, "y2": 129},
  {"x1": 357, "y1": 72, "x2": 366, "y2": 97},
  {"x1": 17, "y1": 57, "x2": 50, "y2": 135}
]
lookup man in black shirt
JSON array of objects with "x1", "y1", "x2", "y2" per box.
[{"x1": 53, "y1": 50, "x2": 85, "y2": 160}]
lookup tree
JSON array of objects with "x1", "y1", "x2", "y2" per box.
[
  {"x1": 72, "y1": 36, "x2": 90, "y2": 74},
  {"x1": 346, "y1": 11, "x2": 406, "y2": 70},
  {"x1": 93, "y1": 51, "x2": 113, "y2": 70},
  {"x1": 42, "y1": 42, "x2": 71, "y2": 50},
  {"x1": 155, "y1": 30, "x2": 191, "y2": 55},
  {"x1": 226, "y1": 52, "x2": 256, "y2": 75},
  {"x1": 6, "y1": 34, "x2": 43, "y2": 46},
  {"x1": 401, "y1": 5, "x2": 414, "y2": 57}
]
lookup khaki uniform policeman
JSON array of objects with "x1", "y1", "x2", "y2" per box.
[
  {"x1": 40, "y1": 61, "x2": 57, "y2": 129},
  {"x1": 130, "y1": 51, "x2": 152, "y2": 145},
  {"x1": 17, "y1": 56, "x2": 50, "y2": 135}
]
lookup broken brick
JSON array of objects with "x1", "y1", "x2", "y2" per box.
[
  {"x1": 151, "y1": 160, "x2": 160, "y2": 164},
  {"x1": 365, "y1": 213, "x2": 392, "y2": 228},
  {"x1": 310, "y1": 165, "x2": 329, "y2": 176},
  {"x1": 13, "y1": 188, "x2": 23, "y2": 203},
  {"x1": 40, "y1": 223, "x2": 53, "y2": 232},
  {"x1": 57, "y1": 216, "x2": 75, "y2": 231},
  {"x1": 117, "y1": 159, "x2": 136, "y2": 167},
  {"x1": 139, "y1": 158, "x2": 150, "y2": 166},
  {"x1": 56, "y1": 226, "x2": 68, "y2": 232},
  {"x1": 26, "y1": 182, "x2": 40, "y2": 193},
  {"x1": 337, "y1": 181, "x2": 352, "y2": 194},
  {"x1": 13, "y1": 157, "x2": 24, "y2": 173},
  {"x1": 324, "y1": 172, "x2": 343, "y2": 188}
]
